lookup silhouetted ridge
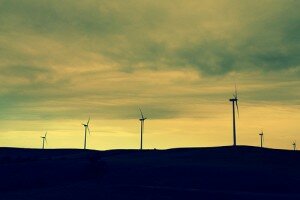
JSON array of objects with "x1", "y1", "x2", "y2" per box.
[{"x1": 1, "y1": 146, "x2": 300, "y2": 200}]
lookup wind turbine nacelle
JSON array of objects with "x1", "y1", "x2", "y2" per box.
[{"x1": 229, "y1": 98, "x2": 237, "y2": 102}]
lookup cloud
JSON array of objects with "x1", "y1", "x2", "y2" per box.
[
  {"x1": 0, "y1": 0, "x2": 299, "y2": 122},
  {"x1": 1, "y1": 0, "x2": 299, "y2": 72}
]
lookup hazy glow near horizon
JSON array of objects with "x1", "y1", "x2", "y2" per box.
[{"x1": 0, "y1": 0, "x2": 299, "y2": 150}]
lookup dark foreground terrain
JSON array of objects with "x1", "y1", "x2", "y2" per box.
[{"x1": 0, "y1": 146, "x2": 299, "y2": 200}]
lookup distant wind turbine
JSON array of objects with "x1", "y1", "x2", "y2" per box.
[
  {"x1": 229, "y1": 85, "x2": 239, "y2": 146},
  {"x1": 41, "y1": 132, "x2": 47, "y2": 149},
  {"x1": 259, "y1": 130, "x2": 264, "y2": 148},
  {"x1": 292, "y1": 141, "x2": 296, "y2": 151},
  {"x1": 139, "y1": 108, "x2": 147, "y2": 150},
  {"x1": 82, "y1": 117, "x2": 91, "y2": 150}
]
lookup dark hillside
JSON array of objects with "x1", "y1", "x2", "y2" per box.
[{"x1": 0, "y1": 146, "x2": 299, "y2": 200}]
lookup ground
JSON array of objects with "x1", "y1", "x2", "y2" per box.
[{"x1": 0, "y1": 146, "x2": 299, "y2": 200}]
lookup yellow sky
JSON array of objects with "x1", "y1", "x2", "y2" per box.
[{"x1": 1, "y1": 102, "x2": 299, "y2": 150}]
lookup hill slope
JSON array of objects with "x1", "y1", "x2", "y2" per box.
[{"x1": 0, "y1": 146, "x2": 299, "y2": 200}]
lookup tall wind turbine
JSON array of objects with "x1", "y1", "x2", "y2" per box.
[
  {"x1": 259, "y1": 130, "x2": 264, "y2": 148},
  {"x1": 41, "y1": 132, "x2": 47, "y2": 149},
  {"x1": 229, "y1": 85, "x2": 239, "y2": 146},
  {"x1": 82, "y1": 117, "x2": 91, "y2": 150},
  {"x1": 139, "y1": 108, "x2": 147, "y2": 150},
  {"x1": 292, "y1": 141, "x2": 297, "y2": 151}
]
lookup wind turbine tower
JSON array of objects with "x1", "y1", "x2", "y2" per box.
[
  {"x1": 229, "y1": 86, "x2": 239, "y2": 146},
  {"x1": 82, "y1": 117, "x2": 91, "y2": 150},
  {"x1": 259, "y1": 131, "x2": 264, "y2": 148},
  {"x1": 41, "y1": 132, "x2": 47, "y2": 149},
  {"x1": 139, "y1": 108, "x2": 147, "y2": 150}
]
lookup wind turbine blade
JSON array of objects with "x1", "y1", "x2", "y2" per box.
[
  {"x1": 88, "y1": 127, "x2": 91, "y2": 135},
  {"x1": 139, "y1": 108, "x2": 144, "y2": 118},
  {"x1": 87, "y1": 117, "x2": 90, "y2": 125},
  {"x1": 235, "y1": 101, "x2": 239, "y2": 117},
  {"x1": 235, "y1": 84, "x2": 238, "y2": 98},
  {"x1": 45, "y1": 132, "x2": 47, "y2": 138}
]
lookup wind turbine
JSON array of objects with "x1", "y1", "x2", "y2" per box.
[
  {"x1": 259, "y1": 130, "x2": 264, "y2": 148},
  {"x1": 41, "y1": 132, "x2": 47, "y2": 149},
  {"x1": 139, "y1": 108, "x2": 147, "y2": 150},
  {"x1": 292, "y1": 141, "x2": 296, "y2": 151},
  {"x1": 229, "y1": 85, "x2": 239, "y2": 146},
  {"x1": 82, "y1": 117, "x2": 91, "y2": 150}
]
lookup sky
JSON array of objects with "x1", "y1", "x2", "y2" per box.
[{"x1": 0, "y1": 0, "x2": 299, "y2": 150}]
